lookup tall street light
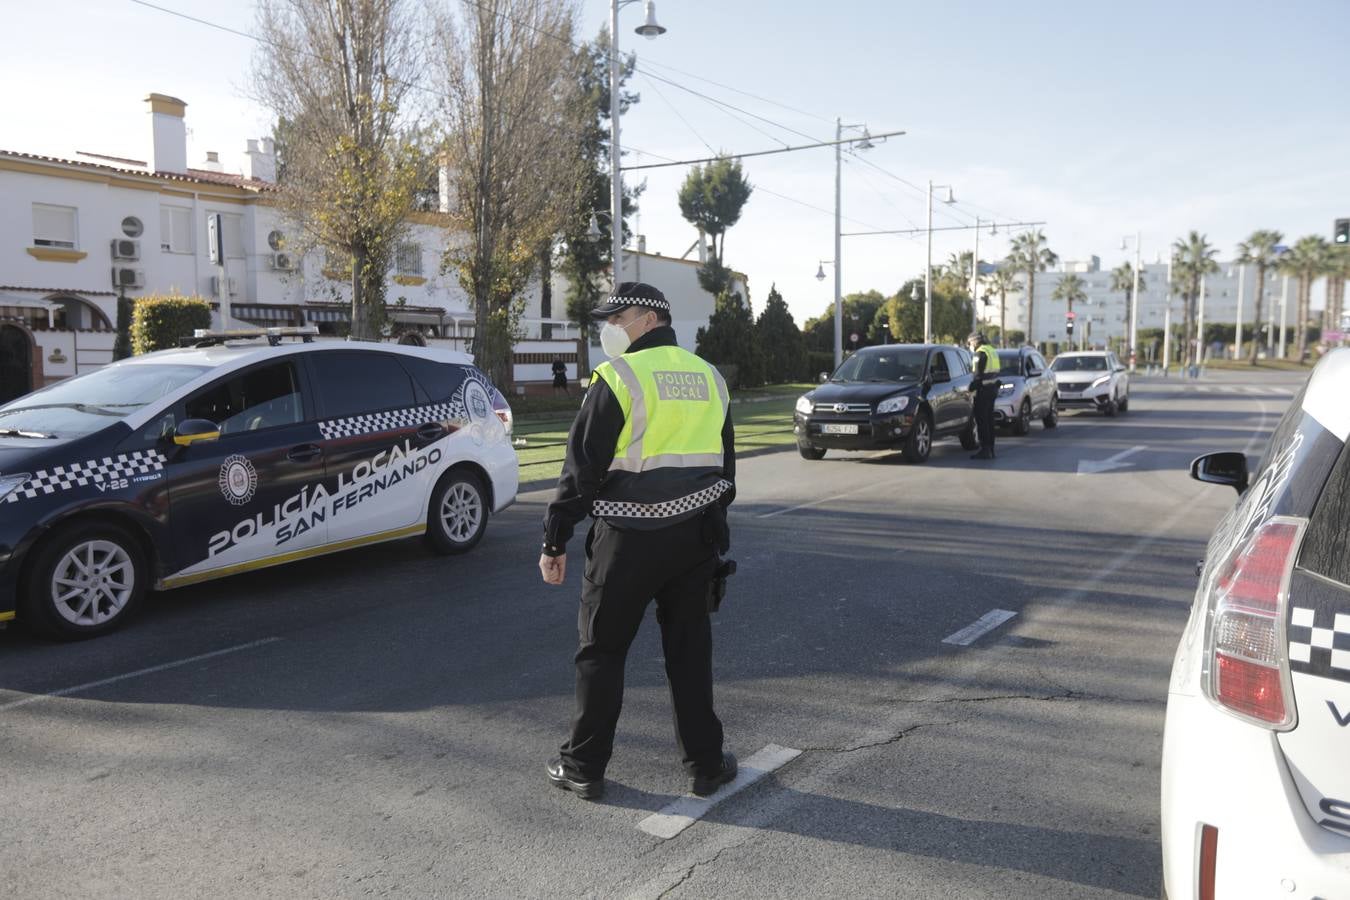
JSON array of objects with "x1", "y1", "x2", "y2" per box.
[
  {"x1": 610, "y1": 0, "x2": 666, "y2": 287},
  {"x1": 925, "y1": 180, "x2": 954, "y2": 343},
  {"x1": 830, "y1": 120, "x2": 873, "y2": 368},
  {"x1": 1120, "y1": 232, "x2": 1141, "y2": 372},
  {"x1": 1228, "y1": 264, "x2": 1246, "y2": 360}
]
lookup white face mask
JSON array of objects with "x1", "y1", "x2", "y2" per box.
[{"x1": 600, "y1": 315, "x2": 646, "y2": 358}]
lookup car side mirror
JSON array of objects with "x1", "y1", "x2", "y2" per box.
[
  {"x1": 172, "y1": 418, "x2": 221, "y2": 447},
  {"x1": 1190, "y1": 451, "x2": 1249, "y2": 495},
  {"x1": 1115, "y1": 366, "x2": 1126, "y2": 373}
]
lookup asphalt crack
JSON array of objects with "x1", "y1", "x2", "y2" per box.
[{"x1": 656, "y1": 846, "x2": 734, "y2": 899}]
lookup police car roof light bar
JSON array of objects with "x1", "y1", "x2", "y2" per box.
[{"x1": 184, "y1": 325, "x2": 320, "y2": 348}]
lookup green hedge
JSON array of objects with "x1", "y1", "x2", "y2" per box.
[{"x1": 131, "y1": 294, "x2": 213, "y2": 355}]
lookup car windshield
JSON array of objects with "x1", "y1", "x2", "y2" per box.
[
  {"x1": 0, "y1": 363, "x2": 208, "y2": 439},
  {"x1": 996, "y1": 352, "x2": 1025, "y2": 375},
  {"x1": 1050, "y1": 356, "x2": 1108, "y2": 372},
  {"x1": 831, "y1": 349, "x2": 928, "y2": 383}
]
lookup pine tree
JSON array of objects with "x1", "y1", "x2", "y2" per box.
[
  {"x1": 696, "y1": 290, "x2": 764, "y2": 388},
  {"x1": 755, "y1": 284, "x2": 808, "y2": 383}
]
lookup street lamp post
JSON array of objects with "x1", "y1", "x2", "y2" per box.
[
  {"x1": 830, "y1": 120, "x2": 873, "y2": 368},
  {"x1": 925, "y1": 180, "x2": 954, "y2": 343},
  {"x1": 1231, "y1": 264, "x2": 1246, "y2": 360},
  {"x1": 1279, "y1": 274, "x2": 1290, "y2": 359},
  {"x1": 1120, "y1": 232, "x2": 1142, "y2": 372},
  {"x1": 1162, "y1": 257, "x2": 1173, "y2": 373},
  {"x1": 609, "y1": 0, "x2": 665, "y2": 289},
  {"x1": 970, "y1": 216, "x2": 980, "y2": 335}
]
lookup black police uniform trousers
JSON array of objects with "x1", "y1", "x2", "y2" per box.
[
  {"x1": 973, "y1": 378, "x2": 999, "y2": 453},
  {"x1": 559, "y1": 513, "x2": 723, "y2": 782}
]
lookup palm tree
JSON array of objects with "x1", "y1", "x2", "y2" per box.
[
  {"x1": 1052, "y1": 273, "x2": 1088, "y2": 349},
  {"x1": 1236, "y1": 230, "x2": 1285, "y2": 365},
  {"x1": 944, "y1": 251, "x2": 974, "y2": 282},
  {"x1": 1109, "y1": 262, "x2": 1148, "y2": 355},
  {"x1": 1005, "y1": 230, "x2": 1058, "y2": 344},
  {"x1": 1171, "y1": 231, "x2": 1220, "y2": 367},
  {"x1": 984, "y1": 267, "x2": 1023, "y2": 346},
  {"x1": 1278, "y1": 235, "x2": 1333, "y2": 361}
]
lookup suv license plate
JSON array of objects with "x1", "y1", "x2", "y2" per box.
[{"x1": 822, "y1": 423, "x2": 859, "y2": 435}]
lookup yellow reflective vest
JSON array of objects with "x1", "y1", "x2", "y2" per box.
[
  {"x1": 975, "y1": 343, "x2": 1001, "y2": 376},
  {"x1": 591, "y1": 345, "x2": 731, "y2": 526}
]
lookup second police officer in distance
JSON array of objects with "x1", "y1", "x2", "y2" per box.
[
  {"x1": 967, "y1": 331, "x2": 1001, "y2": 460},
  {"x1": 538, "y1": 281, "x2": 738, "y2": 801}
]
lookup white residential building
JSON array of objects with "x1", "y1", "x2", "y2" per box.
[
  {"x1": 983, "y1": 256, "x2": 1291, "y2": 353},
  {"x1": 0, "y1": 92, "x2": 728, "y2": 401}
]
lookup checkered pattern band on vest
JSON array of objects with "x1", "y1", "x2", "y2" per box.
[
  {"x1": 1289, "y1": 606, "x2": 1350, "y2": 683},
  {"x1": 3, "y1": 450, "x2": 167, "y2": 503},
  {"x1": 608, "y1": 294, "x2": 671, "y2": 313},
  {"x1": 593, "y1": 478, "x2": 731, "y2": 520}
]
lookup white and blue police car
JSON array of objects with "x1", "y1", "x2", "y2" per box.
[
  {"x1": 0, "y1": 328, "x2": 518, "y2": 640},
  {"x1": 1163, "y1": 348, "x2": 1350, "y2": 898}
]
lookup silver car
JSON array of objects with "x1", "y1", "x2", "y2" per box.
[
  {"x1": 1049, "y1": 351, "x2": 1131, "y2": 416},
  {"x1": 993, "y1": 347, "x2": 1058, "y2": 434}
]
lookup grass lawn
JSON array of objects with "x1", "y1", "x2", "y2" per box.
[{"x1": 513, "y1": 385, "x2": 804, "y2": 485}]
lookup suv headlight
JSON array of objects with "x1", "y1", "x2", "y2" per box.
[
  {"x1": 795, "y1": 395, "x2": 814, "y2": 416},
  {"x1": 998, "y1": 383, "x2": 1015, "y2": 395},
  {"x1": 0, "y1": 473, "x2": 31, "y2": 503},
  {"x1": 876, "y1": 394, "x2": 912, "y2": 415},
  {"x1": 1090, "y1": 375, "x2": 1111, "y2": 388}
]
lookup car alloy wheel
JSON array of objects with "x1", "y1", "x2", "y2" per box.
[
  {"x1": 1015, "y1": 400, "x2": 1031, "y2": 436},
  {"x1": 22, "y1": 521, "x2": 148, "y2": 640},
  {"x1": 426, "y1": 470, "x2": 489, "y2": 554},
  {"x1": 51, "y1": 539, "x2": 135, "y2": 627},
  {"x1": 1043, "y1": 396, "x2": 1059, "y2": 429},
  {"x1": 904, "y1": 414, "x2": 932, "y2": 464}
]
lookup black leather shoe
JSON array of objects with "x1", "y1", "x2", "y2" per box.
[
  {"x1": 692, "y1": 752, "x2": 738, "y2": 797},
  {"x1": 970, "y1": 450, "x2": 994, "y2": 460},
  {"x1": 547, "y1": 758, "x2": 604, "y2": 800}
]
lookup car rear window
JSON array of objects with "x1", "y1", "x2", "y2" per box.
[
  {"x1": 310, "y1": 351, "x2": 417, "y2": 418},
  {"x1": 398, "y1": 356, "x2": 465, "y2": 401},
  {"x1": 1301, "y1": 441, "x2": 1350, "y2": 588}
]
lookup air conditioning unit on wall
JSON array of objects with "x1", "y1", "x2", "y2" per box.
[
  {"x1": 110, "y1": 238, "x2": 140, "y2": 260},
  {"x1": 211, "y1": 275, "x2": 239, "y2": 297},
  {"x1": 111, "y1": 267, "x2": 144, "y2": 289},
  {"x1": 270, "y1": 252, "x2": 294, "y2": 271}
]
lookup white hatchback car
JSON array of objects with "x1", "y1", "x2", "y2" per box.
[{"x1": 1161, "y1": 349, "x2": 1350, "y2": 898}]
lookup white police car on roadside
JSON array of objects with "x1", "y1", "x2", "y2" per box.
[
  {"x1": 1162, "y1": 348, "x2": 1350, "y2": 898},
  {"x1": 0, "y1": 328, "x2": 517, "y2": 640}
]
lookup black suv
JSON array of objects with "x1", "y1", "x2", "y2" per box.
[{"x1": 793, "y1": 344, "x2": 978, "y2": 463}]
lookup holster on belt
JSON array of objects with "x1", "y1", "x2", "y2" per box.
[{"x1": 702, "y1": 504, "x2": 735, "y2": 613}]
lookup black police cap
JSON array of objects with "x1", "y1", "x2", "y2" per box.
[{"x1": 590, "y1": 281, "x2": 671, "y2": 319}]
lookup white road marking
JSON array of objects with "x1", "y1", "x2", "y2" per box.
[
  {"x1": 0, "y1": 637, "x2": 282, "y2": 713},
  {"x1": 756, "y1": 483, "x2": 878, "y2": 518},
  {"x1": 1076, "y1": 444, "x2": 1148, "y2": 475},
  {"x1": 637, "y1": 744, "x2": 802, "y2": 839},
  {"x1": 942, "y1": 609, "x2": 1018, "y2": 646}
]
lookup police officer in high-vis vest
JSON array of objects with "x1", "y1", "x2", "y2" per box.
[
  {"x1": 966, "y1": 331, "x2": 1001, "y2": 460},
  {"x1": 539, "y1": 282, "x2": 737, "y2": 801}
]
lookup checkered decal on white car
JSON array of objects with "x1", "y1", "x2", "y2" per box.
[
  {"x1": 317, "y1": 370, "x2": 497, "y2": 440},
  {"x1": 593, "y1": 479, "x2": 732, "y2": 520},
  {"x1": 318, "y1": 401, "x2": 461, "y2": 440},
  {"x1": 3, "y1": 450, "x2": 167, "y2": 503},
  {"x1": 1289, "y1": 606, "x2": 1350, "y2": 683}
]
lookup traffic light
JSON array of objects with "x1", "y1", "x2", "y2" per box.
[
  {"x1": 1065, "y1": 316, "x2": 1075, "y2": 334},
  {"x1": 1336, "y1": 218, "x2": 1350, "y2": 245}
]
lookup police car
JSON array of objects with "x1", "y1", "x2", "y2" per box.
[
  {"x1": 0, "y1": 328, "x2": 518, "y2": 640},
  {"x1": 1162, "y1": 348, "x2": 1350, "y2": 898}
]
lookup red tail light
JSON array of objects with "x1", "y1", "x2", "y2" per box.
[{"x1": 1205, "y1": 517, "x2": 1305, "y2": 728}]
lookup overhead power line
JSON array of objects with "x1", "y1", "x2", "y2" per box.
[{"x1": 621, "y1": 130, "x2": 906, "y2": 172}]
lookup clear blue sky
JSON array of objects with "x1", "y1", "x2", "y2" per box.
[{"x1": 5, "y1": 0, "x2": 1347, "y2": 323}]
